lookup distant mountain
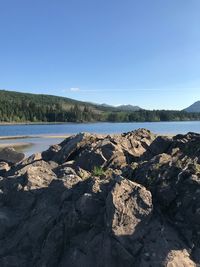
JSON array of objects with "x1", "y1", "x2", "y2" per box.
[
  {"x1": 116, "y1": 105, "x2": 142, "y2": 111},
  {"x1": 99, "y1": 103, "x2": 114, "y2": 108},
  {"x1": 184, "y1": 101, "x2": 200, "y2": 113},
  {"x1": 99, "y1": 104, "x2": 142, "y2": 111}
]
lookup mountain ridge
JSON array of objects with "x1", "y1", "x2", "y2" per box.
[
  {"x1": 116, "y1": 104, "x2": 142, "y2": 111},
  {"x1": 0, "y1": 89, "x2": 200, "y2": 123},
  {"x1": 1, "y1": 89, "x2": 199, "y2": 112},
  {"x1": 184, "y1": 101, "x2": 200, "y2": 113}
]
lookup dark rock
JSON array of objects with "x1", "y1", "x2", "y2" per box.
[
  {"x1": 41, "y1": 129, "x2": 155, "y2": 172},
  {"x1": 42, "y1": 144, "x2": 62, "y2": 161},
  {"x1": 19, "y1": 152, "x2": 42, "y2": 167},
  {"x1": 75, "y1": 149, "x2": 107, "y2": 171},
  {"x1": 0, "y1": 147, "x2": 25, "y2": 164},
  {"x1": 144, "y1": 135, "x2": 173, "y2": 159},
  {"x1": 0, "y1": 129, "x2": 199, "y2": 266},
  {"x1": 0, "y1": 161, "x2": 10, "y2": 175}
]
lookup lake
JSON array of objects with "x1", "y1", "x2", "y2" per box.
[{"x1": 0, "y1": 121, "x2": 199, "y2": 156}]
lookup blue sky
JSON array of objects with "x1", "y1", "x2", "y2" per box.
[{"x1": 0, "y1": 0, "x2": 200, "y2": 110}]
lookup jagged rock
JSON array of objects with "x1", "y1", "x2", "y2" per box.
[
  {"x1": 0, "y1": 162, "x2": 10, "y2": 175},
  {"x1": 42, "y1": 144, "x2": 62, "y2": 161},
  {"x1": 0, "y1": 129, "x2": 199, "y2": 266},
  {"x1": 106, "y1": 178, "x2": 152, "y2": 257},
  {"x1": 24, "y1": 165, "x2": 57, "y2": 190},
  {"x1": 41, "y1": 129, "x2": 155, "y2": 172},
  {"x1": 20, "y1": 152, "x2": 42, "y2": 167},
  {"x1": 172, "y1": 132, "x2": 200, "y2": 159},
  {"x1": 165, "y1": 250, "x2": 196, "y2": 267},
  {"x1": 16, "y1": 159, "x2": 57, "y2": 176},
  {"x1": 144, "y1": 135, "x2": 173, "y2": 159},
  {"x1": 0, "y1": 147, "x2": 25, "y2": 164},
  {"x1": 138, "y1": 217, "x2": 195, "y2": 266},
  {"x1": 49, "y1": 133, "x2": 97, "y2": 163},
  {"x1": 120, "y1": 128, "x2": 156, "y2": 157},
  {"x1": 76, "y1": 150, "x2": 107, "y2": 171}
]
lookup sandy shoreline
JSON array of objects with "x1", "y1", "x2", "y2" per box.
[
  {"x1": 0, "y1": 142, "x2": 33, "y2": 149},
  {"x1": 0, "y1": 132, "x2": 174, "y2": 141},
  {"x1": 0, "y1": 135, "x2": 70, "y2": 155},
  {"x1": 0, "y1": 134, "x2": 70, "y2": 140}
]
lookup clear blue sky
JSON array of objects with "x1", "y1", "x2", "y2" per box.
[{"x1": 0, "y1": 0, "x2": 200, "y2": 110}]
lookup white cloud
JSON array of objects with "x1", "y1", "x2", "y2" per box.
[{"x1": 70, "y1": 87, "x2": 80, "y2": 92}]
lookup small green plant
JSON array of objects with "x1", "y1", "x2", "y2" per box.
[{"x1": 92, "y1": 166, "x2": 105, "y2": 177}]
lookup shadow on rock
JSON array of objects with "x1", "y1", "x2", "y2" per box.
[
  {"x1": 0, "y1": 170, "x2": 197, "y2": 267},
  {"x1": 0, "y1": 129, "x2": 199, "y2": 266}
]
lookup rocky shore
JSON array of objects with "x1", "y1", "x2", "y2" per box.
[{"x1": 0, "y1": 128, "x2": 199, "y2": 266}]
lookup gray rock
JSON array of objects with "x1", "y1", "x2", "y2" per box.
[
  {"x1": 0, "y1": 161, "x2": 10, "y2": 175},
  {"x1": 0, "y1": 147, "x2": 25, "y2": 164},
  {"x1": 0, "y1": 129, "x2": 199, "y2": 266}
]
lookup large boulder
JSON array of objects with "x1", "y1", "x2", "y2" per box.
[
  {"x1": 172, "y1": 132, "x2": 200, "y2": 159},
  {"x1": 143, "y1": 135, "x2": 173, "y2": 159},
  {"x1": 0, "y1": 147, "x2": 25, "y2": 164},
  {"x1": 106, "y1": 178, "x2": 153, "y2": 257}
]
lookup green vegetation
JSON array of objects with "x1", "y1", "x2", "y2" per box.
[
  {"x1": 0, "y1": 90, "x2": 101, "y2": 122},
  {"x1": 105, "y1": 109, "x2": 200, "y2": 122},
  {"x1": 1, "y1": 89, "x2": 200, "y2": 123},
  {"x1": 92, "y1": 166, "x2": 105, "y2": 176}
]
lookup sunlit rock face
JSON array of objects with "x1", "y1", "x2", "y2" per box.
[{"x1": 0, "y1": 129, "x2": 199, "y2": 266}]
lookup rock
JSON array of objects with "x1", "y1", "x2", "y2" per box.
[
  {"x1": 106, "y1": 179, "x2": 152, "y2": 257},
  {"x1": 120, "y1": 128, "x2": 156, "y2": 157},
  {"x1": 0, "y1": 129, "x2": 199, "y2": 266},
  {"x1": 138, "y1": 217, "x2": 195, "y2": 267},
  {"x1": 74, "y1": 150, "x2": 107, "y2": 171},
  {"x1": 165, "y1": 250, "x2": 196, "y2": 267},
  {"x1": 0, "y1": 162, "x2": 10, "y2": 175},
  {"x1": 99, "y1": 140, "x2": 117, "y2": 160},
  {"x1": 41, "y1": 129, "x2": 155, "y2": 172},
  {"x1": 107, "y1": 151, "x2": 127, "y2": 168},
  {"x1": 42, "y1": 144, "x2": 62, "y2": 161},
  {"x1": 20, "y1": 152, "x2": 42, "y2": 167},
  {"x1": 51, "y1": 133, "x2": 96, "y2": 163},
  {"x1": 56, "y1": 165, "x2": 77, "y2": 178},
  {"x1": 16, "y1": 159, "x2": 57, "y2": 176},
  {"x1": 0, "y1": 147, "x2": 25, "y2": 164},
  {"x1": 172, "y1": 132, "x2": 200, "y2": 159},
  {"x1": 144, "y1": 135, "x2": 173, "y2": 159},
  {"x1": 24, "y1": 165, "x2": 57, "y2": 190}
]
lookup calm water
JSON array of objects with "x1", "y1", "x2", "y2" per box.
[
  {"x1": 0, "y1": 121, "x2": 199, "y2": 156},
  {"x1": 0, "y1": 121, "x2": 200, "y2": 136}
]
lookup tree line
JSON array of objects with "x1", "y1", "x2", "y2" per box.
[
  {"x1": 0, "y1": 101, "x2": 100, "y2": 122},
  {"x1": 1, "y1": 90, "x2": 200, "y2": 123},
  {"x1": 105, "y1": 110, "x2": 200, "y2": 122},
  {"x1": 1, "y1": 100, "x2": 200, "y2": 123}
]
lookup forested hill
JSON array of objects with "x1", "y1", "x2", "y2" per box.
[
  {"x1": 0, "y1": 89, "x2": 200, "y2": 123},
  {"x1": 0, "y1": 89, "x2": 103, "y2": 122}
]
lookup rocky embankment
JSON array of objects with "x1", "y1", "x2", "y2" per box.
[{"x1": 0, "y1": 129, "x2": 200, "y2": 266}]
